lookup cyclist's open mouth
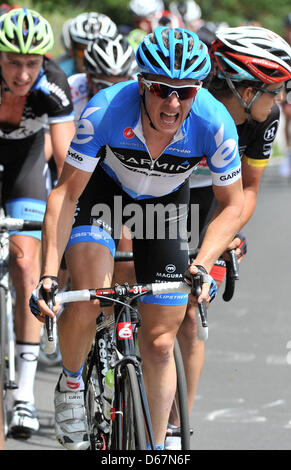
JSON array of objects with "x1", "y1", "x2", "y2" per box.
[{"x1": 160, "y1": 112, "x2": 179, "y2": 126}]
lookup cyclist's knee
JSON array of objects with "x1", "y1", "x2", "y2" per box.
[
  {"x1": 143, "y1": 334, "x2": 174, "y2": 365},
  {"x1": 10, "y1": 254, "x2": 40, "y2": 288}
]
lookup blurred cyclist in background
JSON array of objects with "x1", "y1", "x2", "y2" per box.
[
  {"x1": 69, "y1": 34, "x2": 137, "y2": 121},
  {"x1": 169, "y1": 0, "x2": 202, "y2": 32},
  {"x1": 0, "y1": 7, "x2": 75, "y2": 438},
  {"x1": 57, "y1": 12, "x2": 118, "y2": 77},
  {"x1": 150, "y1": 9, "x2": 183, "y2": 30},
  {"x1": 128, "y1": 0, "x2": 165, "y2": 34},
  {"x1": 126, "y1": 0, "x2": 166, "y2": 52}
]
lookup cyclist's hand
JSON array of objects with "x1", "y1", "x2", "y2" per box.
[
  {"x1": 184, "y1": 264, "x2": 217, "y2": 305},
  {"x1": 29, "y1": 276, "x2": 59, "y2": 323},
  {"x1": 223, "y1": 234, "x2": 247, "y2": 264}
]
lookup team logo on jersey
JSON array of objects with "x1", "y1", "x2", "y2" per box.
[
  {"x1": 72, "y1": 107, "x2": 100, "y2": 145},
  {"x1": 209, "y1": 124, "x2": 238, "y2": 171},
  {"x1": 263, "y1": 120, "x2": 279, "y2": 142},
  {"x1": 123, "y1": 127, "x2": 135, "y2": 139}
]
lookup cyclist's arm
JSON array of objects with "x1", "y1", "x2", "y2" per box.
[
  {"x1": 41, "y1": 162, "x2": 92, "y2": 281},
  {"x1": 193, "y1": 178, "x2": 244, "y2": 274},
  {"x1": 49, "y1": 121, "x2": 76, "y2": 176},
  {"x1": 239, "y1": 155, "x2": 266, "y2": 228}
]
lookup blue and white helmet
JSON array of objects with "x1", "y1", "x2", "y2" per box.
[{"x1": 136, "y1": 26, "x2": 211, "y2": 80}]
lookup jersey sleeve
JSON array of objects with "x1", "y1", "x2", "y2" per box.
[
  {"x1": 36, "y1": 58, "x2": 74, "y2": 124},
  {"x1": 243, "y1": 104, "x2": 280, "y2": 168},
  {"x1": 204, "y1": 108, "x2": 241, "y2": 186},
  {"x1": 65, "y1": 90, "x2": 111, "y2": 172}
]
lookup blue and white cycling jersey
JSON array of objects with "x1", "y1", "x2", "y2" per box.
[{"x1": 66, "y1": 80, "x2": 241, "y2": 199}]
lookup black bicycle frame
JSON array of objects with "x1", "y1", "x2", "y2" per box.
[{"x1": 113, "y1": 300, "x2": 155, "y2": 450}]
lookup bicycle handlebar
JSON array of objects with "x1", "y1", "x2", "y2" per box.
[
  {"x1": 0, "y1": 218, "x2": 43, "y2": 231},
  {"x1": 44, "y1": 280, "x2": 209, "y2": 354},
  {"x1": 222, "y1": 249, "x2": 239, "y2": 302}
]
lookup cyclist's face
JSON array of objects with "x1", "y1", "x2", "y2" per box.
[
  {"x1": 139, "y1": 74, "x2": 196, "y2": 136},
  {"x1": 0, "y1": 52, "x2": 43, "y2": 96},
  {"x1": 249, "y1": 81, "x2": 285, "y2": 122},
  {"x1": 72, "y1": 43, "x2": 87, "y2": 73}
]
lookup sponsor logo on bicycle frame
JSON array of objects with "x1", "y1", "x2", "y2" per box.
[{"x1": 117, "y1": 322, "x2": 133, "y2": 340}]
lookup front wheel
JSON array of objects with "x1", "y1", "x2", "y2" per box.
[
  {"x1": 173, "y1": 338, "x2": 191, "y2": 450},
  {"x1": 111, "y1": 363, "x2": 147, "y2": 450}
]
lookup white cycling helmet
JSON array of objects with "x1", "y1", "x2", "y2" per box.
[
  {"x1": 84, "y1": 34, "x2": 137, "y2": 77},
  {"x1": 169, "y1": 0, "x2": 201, "y2": 25},
  {"x1": 69, "y1": 12, "x2": 117, "y2": 45},
  {"x1": 129, "y1": 0, "x2": 164, "y2": 17},
  {"x1": 61, "y1": 18, "x2": 72, "y2": 54},
  {"x1": 213, "y1": 26, "x2": 291, "y2": 83},
  {"x1": 211, "y1": 26, "x2": 291, "y2": 114}
]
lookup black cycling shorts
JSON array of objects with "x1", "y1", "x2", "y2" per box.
[
  {"x1": 0, "y1": 129, "x2": 50, "y2": 239},
  {"x1": 66, "y1": 167, "x2": 190, "y2": 306}
]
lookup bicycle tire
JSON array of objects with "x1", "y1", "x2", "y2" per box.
[
  {"x1": 0, "y1": 286, "x2": 8, "y2": 439},
  {"x1": 111, "y1": 363, "x2": 147, "y2": 450},
  {"x1": 174, "y1": 338, "x2": 191, "y2": 450}
]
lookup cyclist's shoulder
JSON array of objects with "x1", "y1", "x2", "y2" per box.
[
  {"x1": 42, "y1": 56, "x2": 71, "y2": 81},
  {"x1": 238, "y1": 103, "x2": 280, "y2": 141},
  {"x1": 29, "y1": 57, "x2": 73, "y2": 115}
]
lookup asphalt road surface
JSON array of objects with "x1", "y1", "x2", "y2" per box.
[{"x1": 3, "y1": 163, "x2": 291, "y2": 451}]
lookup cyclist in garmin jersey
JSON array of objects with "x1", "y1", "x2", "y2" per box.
[
  {"x1": 169, "y1": 26, "x2": 291, "y2": 450},
  {"x1": 30, "y1": 26, "x2": 244, "y2": 450},
  {"x1": 57, "y1": 12, "x2": 118, "y2": 78},
  {"x1": 68, "y1": 34, "x2": 138, "y2": 286},
  {"x1": 0, "y1": 8, "x2": 75, "y2": 438}
]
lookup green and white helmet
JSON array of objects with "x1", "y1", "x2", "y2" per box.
[{"x1": 0, "y1": 8, "x2": 54, "y2": 54}]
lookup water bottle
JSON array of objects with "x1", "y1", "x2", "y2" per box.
[{"x1": 103, "y1": 368, "x2": 114, "y2": 423}]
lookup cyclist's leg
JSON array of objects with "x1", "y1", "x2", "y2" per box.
[
  {"x1": 133, "y1": 182, "x2": 190, "y2": 447},
  {"x1": 138, "y1": 302, "x2": 187, "y2": 447},
  {"x1": 59, "y1": 243, "x2": 114, "y2": 373},
  {"x1": 54, "y1": 242, "x2": 115, "y2": 450},
  {"x1": 53, "y1": 166, "x2": 121, "y2": 450},
  {"x1": 174, "y1": 186, "x2": 217, "y2": 425},
  {"x1": 3, "y1": 131, "x2": 48, "y2": 437}
]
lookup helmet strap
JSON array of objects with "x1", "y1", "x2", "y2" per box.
[
  {"x1": 141, "y1": 91, "x2": 157, "y2": 130},
  {"x1": 225, "y1": 78, "x2": 262, "y2": 118}
]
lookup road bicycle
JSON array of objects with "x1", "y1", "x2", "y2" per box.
[
  {"x1": 43, "y1": 246, "x2": 238, "y2": 451},
  {"x1": 44, "y1": 278, "x2": 206, "y2": 450},
  {"x1": 0, "y1": 195, "x2": 42, "y2": 440}
]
